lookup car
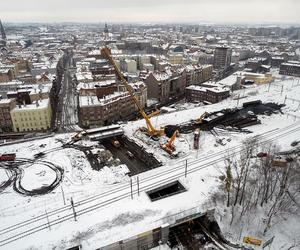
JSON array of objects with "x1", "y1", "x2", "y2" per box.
[
  {"x1": 257, "y1": 152, "x2": 268, "y2": 158},
  {"x1": 291, "y1": 140, "x2": 299, "y2": 147}
]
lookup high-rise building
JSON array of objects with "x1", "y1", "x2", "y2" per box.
[
  {"x1": 213, "y1": 46, "x2": 232, "y2": 70},
  {"x1": 104, "y1": 23, "x2": 109, "y2": 34},
  {"x1": 0, "y1": 19, "x2": 7, "y2": 47}
]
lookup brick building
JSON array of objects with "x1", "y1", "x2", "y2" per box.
[
  {"x1": 79, "y1": 92, "x2": 136, "y2": 127},
  {"x1": 186, "y1": 85, "x2": 230, "y2": 104}
]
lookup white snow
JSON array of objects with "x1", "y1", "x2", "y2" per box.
[{"x1": 0, "y1": 71, "x2": 300, "y2": 249}]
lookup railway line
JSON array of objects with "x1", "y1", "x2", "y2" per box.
[
  {"x1": 0, "y1": 122, "x2": 300, "y2": 247},
  {"x1": 0, "y1": 159, "x2": 64, "y2": 197}
]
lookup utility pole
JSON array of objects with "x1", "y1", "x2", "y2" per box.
[
  {"x1": 185, "y1": 159, "x2": 188, "y2": 178},
  {"x1": 130, "y1": 178, "x2": 133, "y2": 199},
  {"x1": 70, "y1": 197, "x2": 77, "y2": 221},
  {"x1": 236, "y1": 94, "x2": 240, "y2": 107},
  {"x1": 45, "y1": 209, "x2": 51, "y2": 230},
  {"x1": 137, "y1": 176, "x2": 140, "y2": 196},
  {"x1": 61, "y1": 186, "x2": 66, "y2": 205}
]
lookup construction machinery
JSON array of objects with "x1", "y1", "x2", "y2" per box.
[
  {"x1": 195, "y1": 112, "x2": 209, "y2": 124},
  {"x1": 71, "y1": 129, "x2": 88, "y2": 142},
  {"x1": 100, "y1": 47, "x2": 164, "y2": 138},
  {"x1": 161, "y1": 130, "x2": 179, "y2": 155},
  {"x1": 147, "y1": 109, "x2": 161, "y2": 118},
  {"x1": 193, "y1": 129, "x2": 200, "y2": 149},
  {"x1": 111, "y1": 139, "x2": 121, "y2": 148}
]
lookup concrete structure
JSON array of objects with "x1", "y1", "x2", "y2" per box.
[
  {"x1": 279, "y1": 61, "x2": 300, "y2": 77},
  {"x1": 213, "y1": 46, "x2": 232, "y2": 70},
  {"x1": 186, "y1": 84, "x2": 230, "y2": 104},
  {"x1": 0, "y1": 98, "x2": 16, "y2": 132},
  {"x1": 11, "y1": 98, "x2": 52, "y2": 132}
]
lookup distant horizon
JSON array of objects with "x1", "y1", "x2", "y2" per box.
[
  {"x1": 1, "y1": 0, "x2": 299, "y2": 25},
  {"x1": 2, "y1": 20, "x2": 300, "y2": 27}
]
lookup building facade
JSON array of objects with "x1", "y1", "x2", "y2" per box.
[
  {"x1": 0, "y1": 98, "x2": 16, "y2": 132},
  {"x1": 11, "y1": 99, "x2": 52, "y2": 132},
  {"x1": 279, "y1": 62, "x2": 300, "y2": 77},
  {"x1": 213, "y1": 47, "x2": 232, "y2": 70},
  {"x1": 186, "y1": 85, "x2": 230, "y2": 104},
  {"x1": 79, "y1": 92, "x2": 136, "y2": 127}
]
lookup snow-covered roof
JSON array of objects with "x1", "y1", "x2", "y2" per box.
[
  {"x1": 79, "y1": 92, "x2": 130, "y2": 107},
  {"x1": 11, "y1": 98, "x2": 50, "y2": 112}
]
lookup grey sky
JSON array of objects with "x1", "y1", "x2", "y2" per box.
[{"x1": 1, "y1": 0, "x2": 300, "y2": 24}]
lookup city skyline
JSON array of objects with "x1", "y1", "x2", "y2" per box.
[{"x1": 1, "y1": 0, "x2": 300, "y2": 24}]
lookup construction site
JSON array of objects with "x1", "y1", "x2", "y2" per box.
[{"x1": 0, "y1": 47, "x2": 300, "y2": 250}]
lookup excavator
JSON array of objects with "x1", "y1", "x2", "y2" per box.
[
  {"x1": 161, "y1": 129, "x2": 179, "y2": 155},
  {"x1": 100, "y1": 47, "x2": 164, "y2": 138},
  {"x1": 71, "y1": 130, "x2": 86, "y2": 142},
  {"x1": 195, "y1": 111, "x2": 209, "y2": 124}
]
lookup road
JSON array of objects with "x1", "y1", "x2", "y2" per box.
[
  {"x1": 56, "y1": 52, "x2": 80, "y2": 132},
  {"x1": 0, "y1": 122, "x2": 300, "y2": 248}
]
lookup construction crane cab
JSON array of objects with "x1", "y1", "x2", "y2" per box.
[
  {"x1": 161, "y1": 130, "x2": 179, "y2": 155},
  {"x1": 100, "y1": 47, "x2": 164, "y2": 138}
]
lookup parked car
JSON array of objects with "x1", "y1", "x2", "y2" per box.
[{"x1": 257, "y1": 152, "x2": 268, "y2": 158}]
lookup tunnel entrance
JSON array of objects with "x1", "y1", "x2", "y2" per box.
[{"x1": 147, "y1": 181, "x2": 186, "y2": 202}]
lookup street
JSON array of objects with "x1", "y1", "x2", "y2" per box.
[{"x1": 56, "y1": 52, "x2": 80, "y2": 132}]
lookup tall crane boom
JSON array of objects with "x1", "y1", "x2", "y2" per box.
[{"x1": 100, "y1": 47, "x2": 163, "y2": 137}]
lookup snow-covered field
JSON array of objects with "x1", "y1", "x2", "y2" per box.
[{"x1": 0, "y1": 73, "x2": 300, "y2": 250}]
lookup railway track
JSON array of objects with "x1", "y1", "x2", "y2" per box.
[{"x1": 0, "y1": 122, "x2": 300, "y2": 247}]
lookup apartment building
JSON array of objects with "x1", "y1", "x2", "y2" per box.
[
  {"x1": 79, "y1": 92, "x2": 136, "y2": 127},
  {"x1": 0, "y1": 98, "x2": 16, "y2": 132},
  {"x1": 279, "y1": 61, "x2": 300, "y2": 77},
  {"x1": 10, "y1": 98, "x2": 52, "y2": 132},
  {"x1": 145, "y1": 72, "x2": 171, "y2": 104},
  {"x1": 185, "y1": 65, "x2": 213, "y2": 86},
  {"x1": 186, "y1": 85, "x2": 230, "y2": 104}
]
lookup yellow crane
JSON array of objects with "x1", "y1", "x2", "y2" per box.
[
  {"x1": 161, "y1": 129, "x2": 179, "y2": 155},
  {"x1": 101, "y1": 47, "x2": 164, "y2": 137}
]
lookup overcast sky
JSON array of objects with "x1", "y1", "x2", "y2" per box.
[{"x1": 1, "y1": 0, "x2": 300, "y2": 24}]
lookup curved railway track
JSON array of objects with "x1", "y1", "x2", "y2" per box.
[{"x1": 0, "y1": 122, "x2": 300, "y2": 246}]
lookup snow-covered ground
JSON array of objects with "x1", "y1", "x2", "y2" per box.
[{"x1": 0, "y1": 72, "x2": 300, "y2": 250}]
